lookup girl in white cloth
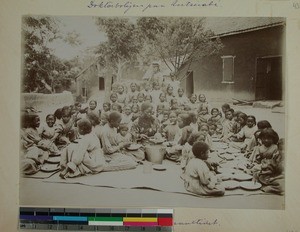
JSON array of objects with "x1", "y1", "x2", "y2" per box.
[
  {"x1": 60, "y1": 119, "x2": 106, "y2": 178},
  {"x1": 181, "y1": 141, "x2": 225, "y2": 196}
]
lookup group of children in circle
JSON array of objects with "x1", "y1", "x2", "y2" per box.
[
  {"x1": 20, "y1": 79, "x2": 284, "y2": 196},
  {"x1": 89, "y1": 81, "x2": 230, "y2": 131}
]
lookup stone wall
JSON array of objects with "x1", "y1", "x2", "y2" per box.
[{"x1": 21, "y1": 92, "x2": 74, "y2": 113}]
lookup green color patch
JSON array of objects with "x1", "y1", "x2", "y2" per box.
[{"x1": 88, "y1": 217, "x2": 123, "y2": 222}]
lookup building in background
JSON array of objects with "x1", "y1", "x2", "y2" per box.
[{"x1": 177, "y1": 17, "x2": 285, "y2": 101}]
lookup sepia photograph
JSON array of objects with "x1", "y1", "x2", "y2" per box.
[{"x1": 19, "y1": 15, "x2": 285, "y2": 209}]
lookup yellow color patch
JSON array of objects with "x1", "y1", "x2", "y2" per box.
[{"x1": 123, "y1": 217, "x2": 157, "y2": 222}]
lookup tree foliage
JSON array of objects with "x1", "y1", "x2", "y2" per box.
[
  {"x1": 137, "y1": 17, "x2": 223, "y2": 80},
  {"x1": 93, "y1": 17, "x2": 223, "y2": 81},
  {"x1": 63, "y1": 31, "x2": 82, "y2": 47},
  {"x1": 94, "y1": 17, "x2": 143, "y2": 80},
  {"x1": 22, "y1": 16, "x2": 80, "y2": 93}
]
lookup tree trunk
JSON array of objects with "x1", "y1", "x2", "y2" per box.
[
  {"x1": 116, "y1": 59, "x2": 128, "y2": 81},
  {"x1": 116, "y1": 65, "x2": 122, "y2": 81}
]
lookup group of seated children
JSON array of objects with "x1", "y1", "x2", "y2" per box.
[
  {"x1": 20, "y1": 81, "x2": 284, "y2": 196},
  {"x1": 20, "y1": 106, "x2": 139, "y2": 178}
]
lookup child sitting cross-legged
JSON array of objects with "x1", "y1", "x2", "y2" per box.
[
  {"x1": 232, "y1": 112, "x2": 247, "y2": 135},
  {"x1": 56, "y1": 106, "x2": 78, "y2": 146},
  {"x1": 163, "y1": 111, "x2": 180, "y2": 142},
  {"x1": 21, "y1": 113, "x2": 54, "y2": 174},
  {"x1": 127, "y1": 82, "x2": 139, "y2": 103},
  {"x1": 59, "y1": 119, "x2": 106, "y2": 178},
  {"x1": 116, "y1": 85, "x2": 127, "y2": 106},
  {"x1": 253, "y1": 138, "x2": 284, "y2": 195},
  {"x1": 164, "y1": 113, "x2": 192, "y2": 162},
  {"x1": 197, "y1": 106, "x2": 210, "y2": 124},
  {"x1": 86, "y1": 112, "x2": 102, "y2": 144},
  {"x1": 209, "y1": 108, "x2": 223, "y2": 125},
  {"x1": 156, "y1": 104, "x2": 165, "y2": 123},
  {"x1": 181, "y1": 141, "x2": 225, "y2": 196},
  {"x1": 39, "y1": 114, "x2": 60, "y2": 154},
  {"x1": 231, "y1": 115, "x2": 257, "y2": 142},
  {"x1": 198, "y1": 123, "x2": 213, "y2": 148},
  {"x1": 243, "y1": 120, "x2": 272, "y2": 155},
  {"x1": 100, "y1": 112, "x2": 138, "y2": 171},
  {"x1": 177, "y1": 88, "x2": 189, "y2": 107},
  {"x1": 121, "y1": 105, "x2": 133, "y2": 128},
  {"x1": 188, "y1": 94, "x2": 198, "y2": 113},
  {"x1": 180, "y1": 131, "x2": 207, "y2": 170},
  {"x1": 116, "y1": 123, "x2": 145, "y2": 161},
  {"x1": 248, "y1": 128, "x2": 279, "y2": 164},
  {"x1": 221, "y1": 109, "x2": 235, "y2": 141},
  {"x1": 198, "y1": 94, "x2": 210, "y2": 114},
  {"x1": 180, "y1": 124, "x2": 214, "y2": 171},
  {"x1": 177, "y1": 113, "x2": 194, "y2": 146},
  {"x1": 87, "y1": 100, "x2": 100, "y2": 117},
  {"x1": 131, "y1": 103, "x2": 140, "y2": 122},
  {"x1": 208, "y1": 123, "x2": 217, "y2": 138},
  {"x1": 230, "y1": 115, "x2": 257, "y2": 151}
]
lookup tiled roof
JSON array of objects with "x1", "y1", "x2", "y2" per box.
[{"x1": 204, "y1": 17, "x2": 285, "y2": 37}]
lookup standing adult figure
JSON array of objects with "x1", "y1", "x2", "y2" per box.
[{"x1": 143, "y1": 61, "x2": 165, "y2": 88}]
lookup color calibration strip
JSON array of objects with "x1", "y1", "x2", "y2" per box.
[{"x1": 19, "y1": 207, "x2": 173, "y2": 231}]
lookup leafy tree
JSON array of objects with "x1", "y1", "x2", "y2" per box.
[
  {"x1": 22, "y1": 16, "x2": 81, "y2": 93},
  {"x1": 94, "y1": 17, "x2": 143, "y2": 80},
  {"x1": 137, "y1": 17, "x2": 223, "y2": 80},
  {"x1": 23, "y1": 16, "x2": 60, "y2": 92},
  {"x1": 93, "y1": 17, "x2": 222, "y2": 81},
  {"x1": 63, "y1": 31, "x2": 82, "y2": 47}
]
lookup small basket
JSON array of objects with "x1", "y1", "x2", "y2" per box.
[{"x1": 145, "y1": 145, "x2": 166, "y2": 164}]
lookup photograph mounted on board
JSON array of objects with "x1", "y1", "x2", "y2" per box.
[{"x1": 19, "y1": 15, "x2": 285, "y2": 209}]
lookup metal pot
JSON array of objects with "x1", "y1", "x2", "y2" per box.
[{"x1": 144, "y1": 145, "x2": 166, "y2": 164}]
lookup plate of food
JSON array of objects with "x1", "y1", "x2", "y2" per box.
[
  {"x1": 45, "y1": 156, "x2": 61, "y2": 164},
  {"x1": 126, "y1": 144, "x2": 142, "y2": 151},
  {"x1": 232, "y1": 173, "x2": 253, "y2": 181},
  {"x1": 217, "y1": 149, "x2": 227, "y2": 154},
  {"x1": 149, "y1": 138, "x2": 165, "y2": 144},
  {"x1": 41, "y1": 163, "x2": 60, "y2": 173},
  {"x1": 226, "y1": 147, "x2": 240, "y2": 154},
  {"x1": 240, "y1": 181, "x2": 262, "y2": 190},
  {"x1": 49, "y1": 152, "x2": 61, "y2": 157},
  {"x1": 217, "y1": 168, "x2": 236, "y2": 174},
  {"x1": 214, "y1": 142, "x2": 228, "y2": 149},
  {"x1": 212, "y1": 137, "x2": 221, "y2": 142},
  {"x1": 152, "y1": 164, "x2": 167, "y2": 171},
  {"x1": 224, "y1": 154, "x2": 235, "y2": 161},
  {"x1": 216, "y1": 173, "x2": 233, "y2": 181},
  {"x1": 233, "y1": 153, "x2": 243, "y2": 157},
  {"x1": 237, "y1": 162, "x2": 247, "y2": 171},
  {"x1": 149, "y1": 133, "x2": 165, "y2": 144},
  {"x1": 222, "y1": 180, "x2": 240, "y2": 190}
]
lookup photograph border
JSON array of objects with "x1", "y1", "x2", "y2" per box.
[{"x1": 1, "y1": 1, "x2": 300, "y2": 231}]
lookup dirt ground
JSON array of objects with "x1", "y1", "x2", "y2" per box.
[
  {"x1": 19, "y1": 102, "x2": 285, "y2": 210},
  {"x1": 20, "y1": 177, "x2": 284, "y2": 209}
]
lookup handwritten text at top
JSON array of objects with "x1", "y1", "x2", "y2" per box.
[{"x1": 87, "y1": 0, "x2": 220, "y2": 14}]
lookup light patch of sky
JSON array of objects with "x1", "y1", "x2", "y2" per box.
[{"x1": 48, "y1": 16, "x2": 107, "y2": 60}]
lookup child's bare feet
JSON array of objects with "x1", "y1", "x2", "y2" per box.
[{"x1": 59, "y1": 168, "x2": 69, "y2": 179}]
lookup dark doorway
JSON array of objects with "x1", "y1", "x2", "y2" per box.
[
  {"x1": 255, "y1": 56, "x2": 282, "y2": 100},
  {"x1": 82, "y1": 87, "x2": 87, "y2": 97},
  {"x1": 99, "y1": 77, "x2": 105, "y2": 90},
  {"x1": 185, "y1": 71, "x2": 194, "y2": 97},
  {"x1": 111, "y1": 75, "x2": 117, "y2": 91}
]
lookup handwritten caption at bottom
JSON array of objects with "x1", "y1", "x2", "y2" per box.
[
  {"x1": 174, "y1": 218, "x2": 220, "y2": 226},
  {"x1": 293, "y1": 2, "x2": 300, "y2": 9}
]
